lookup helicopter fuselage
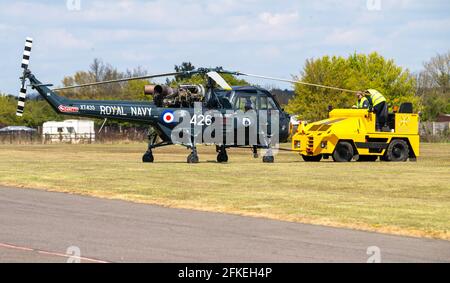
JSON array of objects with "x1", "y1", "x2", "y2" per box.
[{"x1": 28, "y1": 74, "x2": 290, "y2": 147}]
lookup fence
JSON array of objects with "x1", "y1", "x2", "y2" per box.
[
  {"x1": 419, "y1": 122, "x2": 450, "y2": 142},
  {"x1": 0, "y1": 131, "x2": 40, "y2": 144},
  {"x1": 43, "y1": 133, "x2": 96, "y2": 144},
  {"x1": 1, "y1": 123, "x2": 449, "y2": 144},
  {"x1": 96, "y1": 126, "x2": 149, "y2": 144},
  {"x1": 0, "y1": 126, "x2": 150, "y2": 144}
]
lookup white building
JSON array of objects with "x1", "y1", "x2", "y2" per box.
[{"x1": 42, "y1": 120, "x2": 95, "y2": 143}]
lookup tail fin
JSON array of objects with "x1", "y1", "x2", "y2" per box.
[{"x1": 16, "y1": 37, "x2": 33, "y2": 117}]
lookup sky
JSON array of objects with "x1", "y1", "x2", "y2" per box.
[{"x1": 0, "y1": 0, "x2": 449, "y2": 95}]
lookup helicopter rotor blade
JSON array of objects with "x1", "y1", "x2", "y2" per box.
[
  {"x1": 52, "y1": 71, "x2": 186, "y2": 92},
  {"x1": 207, "y1": 71, "x2": 232, "y2": 91},
  {"x1": 237, "y1": 72, "x2": 358, "y2": 94},
  {"x1": 16, "y1": 37, "x2": 33, "y2": 117}
]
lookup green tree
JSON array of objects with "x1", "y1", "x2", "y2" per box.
[
  {"x1": 1, "y1": 60, "x2": 252, "y2": 128},
  {"x1": 123, "y1": 66, "x2": 152, "y2": 100},
  {"x1": 0, "y1": 96, "x2": 63, "y2": 128},
  {"x1": 0, "y1": 96, "x2": 17, "y2": 127},
  {"x1": 417, "y1": 51, "x2": 450, "y2": 121},
  {"x1": 0, "y1": 59, "x2": 156, "y2": 128},
  {"x1": 286, "y1": 52, "x2": 417, "y2": 121},
  {"x1": 170, "y1": 62, "x2": 249, "y2": 87},
  {"x1": 21, "y1": 100, "x2": 63, "y2": 127},
  {"x1": 174, "y1": 62, "x2": 196, "y2": 82},
  {"x1": 61, "y1": 58, "x2": 152, "y2": 101},
  {"x1": 220, "y1": 73, "x2": 249, "y2": 86}
]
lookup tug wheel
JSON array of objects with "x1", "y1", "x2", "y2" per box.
[
  {"x1": 332, "y1": 141, "x2": 354, "y2": 162},
  {"x1": 385, "y1": 140, "x2": 409, "y2": 162},
  {"x1": 357, "y1": 155, "x2": 378, "y2": 162},
  {"x1": 302, "y1": 155, "x2": 322, "y2": 162}
]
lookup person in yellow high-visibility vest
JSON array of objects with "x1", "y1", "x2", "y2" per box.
[
  {"x1": 364, "y1": 89, "x2": 388, "y2": 131},
  {"x1": 353, "y1": 92, "x2": 370, "y2": 109}
]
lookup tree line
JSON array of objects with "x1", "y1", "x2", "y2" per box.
[
  {"x1": 286, "y1": 51, "x2": 449, "y2": 121},
  {"x1": 0, "y1": 52, "x2": 448, "y2": 129},
  {"x1": 1, "y1": 59, "x2": 152, "y2": 128}
]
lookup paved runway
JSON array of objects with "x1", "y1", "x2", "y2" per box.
[{"x1": 0, "y1": 186, "x2": 448, "y2": 263}]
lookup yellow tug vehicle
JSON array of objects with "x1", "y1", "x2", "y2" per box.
[{"x1": 291, "y1": 103, "x2": 420, "y2": 162}]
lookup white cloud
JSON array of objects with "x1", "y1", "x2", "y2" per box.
[
  {"x1": 403, "y1": 18, "x2": 450, "y2": 31},
  {"x1": 325, "y1": 28, "x2": 372, "y2": 45},
  {"x1": 309, "y1": 0, "x2": 362, "y2": 12},
  {"x1": 206, "y1": 0, "x2": 241, "y2": 15},
  {"x1": 259, "y1": 11, "x2": 299, "y2": 26},
  {"x1": 386, "y1": 18, "x2": 450, "y2": 42},
  {"x1": 38, "y1": 29, "x2": 92, "y2": 49},
  {"x1": 0, "y1": 0, "x2": 449, "y2": 95},
  {"x1": 256, "y1": 46, "x2": 282, "y2": 59}
]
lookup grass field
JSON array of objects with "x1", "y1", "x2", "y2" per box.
[{"x1": 0, "y1": 142, "x2": 449, "y2": 240}]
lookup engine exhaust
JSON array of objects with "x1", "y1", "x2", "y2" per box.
[{"x1": 144, "y1": 85, "x2": 175, "y2": 96}]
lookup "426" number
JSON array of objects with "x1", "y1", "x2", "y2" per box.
[{"x1": 190, "y1": 114, "x2": 213, "y2": 126}]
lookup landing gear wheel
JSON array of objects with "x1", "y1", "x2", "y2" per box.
[
  {"x1": 142, "y1": 151, "x2": 154, "y2": 163},
  {"x1": 384, "y1": 140, "x2": 409, "y2": 162},
  {"x1": 217, "y1": 152, "x2": 228, "y2": 163},
  {"x1": 263, "y1": 155, "x2": 274, "y2": 163},
  {"x1": 332, "y1": 141, "x2": 354, "y2": 162},
  {"x1": 187, "y1": 153, "x2": 199, "y2": 164},
  {"x1": 252, "y1": 146, "x2": 259, "y2": 158},
  {"x1": 302, "y1": 155, "x2": 322, "y2": 162},
  {"x1": 357, "y1": 155, "x2": 378, "y2": 162}
]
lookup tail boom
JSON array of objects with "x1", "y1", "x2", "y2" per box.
[{"x1": 27, "y1": 72, "x2": 159, "y2": 124}]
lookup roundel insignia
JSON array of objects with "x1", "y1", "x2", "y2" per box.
[
  {"x1": 161, "y1": 110, "x2": 175, "y2": 124},
  {"x1": 243, "y1": 117, "x2": 252, "y2": 127}
]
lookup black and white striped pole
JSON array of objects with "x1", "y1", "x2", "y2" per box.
[{"x1": 16, "y1": 37, "x2": 33, "y2": 117}]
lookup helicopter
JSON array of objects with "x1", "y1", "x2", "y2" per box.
[{"x1": 16, "y1": 37, "x2": 299, "y2": 164}]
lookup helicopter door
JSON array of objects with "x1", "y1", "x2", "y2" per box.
[
  {"x1": 260, "y1": 94, "x2": 290, "y2": 143},
  {"x1": 259, "y1": 95, "x2": 278, "y2": 145},
  {"x1": 233, "y1": 93, "x2": 258, "y2": 145}
]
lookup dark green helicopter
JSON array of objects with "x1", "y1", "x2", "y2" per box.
[{"x1": 16, "y1": 38, "x2": 294, "y2": 163}]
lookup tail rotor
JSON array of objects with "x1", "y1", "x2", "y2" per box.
[{"x1": 16, "y1": 37, "x2": 33, "y2": 117}]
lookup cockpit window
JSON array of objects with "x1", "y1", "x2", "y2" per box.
[
  {"x1": 215, "y1": 90, "x2": 233, "y2": 99},
  {"x1": 206, "y1": 89, "x2": 233, "y2": 109},
  {"x1": 235, "y1": 95, "x2": 257, "y2": 112},
  {"x1": 260, "y1": 96, "x2": 277, "y2": 110}
]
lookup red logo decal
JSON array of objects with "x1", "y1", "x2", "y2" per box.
[{"x1": 58, "y1": 105, "x2": 79, "y2": 113}]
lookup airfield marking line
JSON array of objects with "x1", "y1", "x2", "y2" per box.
[
  {"x1": 0, "y1": 242, "x2": 110, "y2": 263},
  {"x1": 37, "y1": 250, "x2": 110, "y2": 263},
  {"x1": 0, "y1": 242, "x2": 34, "y2": 252}
]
